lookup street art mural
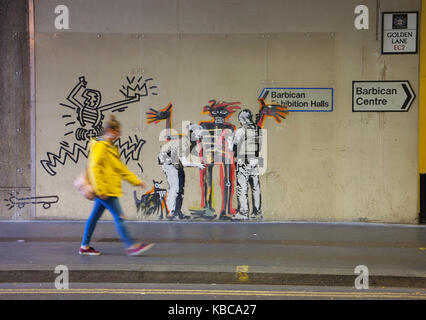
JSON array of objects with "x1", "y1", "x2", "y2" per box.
[
  {"x1": 40, "y1": 75, "x2": 155, "y2": 177},
  {"x1": 36, "y1": 72, "x2": 289, "y2": 222},
  {"x1": 33, "y1": 74, "x2": 156, "y2": 217},
  {"x1": 145, "y1": 103, "x2": 204, "y2": 220},
  {"x1": 143, "y1": 98, "x2": 288, "y2": 222}
]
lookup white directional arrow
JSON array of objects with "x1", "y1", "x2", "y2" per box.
[{"x1": 352, "y1": 81, "x2": 415, "y2": 112}]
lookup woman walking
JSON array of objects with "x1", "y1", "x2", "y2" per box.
[{"x1": 80, "y1": 115, "x2": 154, "y2": 256}]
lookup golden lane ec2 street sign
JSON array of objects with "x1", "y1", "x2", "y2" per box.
[
  {"x1": 352, "y1": 80, "x2": 415, "y2": 112},
  {"x1": 382, "y1": 12, "x2": 418, "y2": 54}
]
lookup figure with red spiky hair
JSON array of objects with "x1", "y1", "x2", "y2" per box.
[{"x1": 195, "y1": 100, "x2": 241, "y2": 220}]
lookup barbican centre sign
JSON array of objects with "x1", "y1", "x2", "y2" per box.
[{"x1": 352, "y1": 81, "x2": 415, "y2": 112}]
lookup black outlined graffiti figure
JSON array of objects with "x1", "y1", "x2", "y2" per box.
[
  {"x1": 62, "y1": 76, "x2": 146, "y2": 141},
  {"x1": 197, "y1": 100, "x2": 241, "y2": 220},
  {"x1": 134, "y1": 180, "x2": 168, "y2": 220},
  {"x1": 4, "y1": 192, "x2": 59, "y2": 210},
  {"x1": 41, "y1": 135, "x2": 146, "y2": 176},
  {"x1": 232, "y1": 98, "x2": 289, "y2": 221},
  {"x1": 41, "y1": 140, "x2": 90, "y2": 176},
  {"x1": 115, "y1": 135, "x2": 147, "y2": 174},
  {"x1": 41, "y1": 74, "x2": 156, "y2": 176}
]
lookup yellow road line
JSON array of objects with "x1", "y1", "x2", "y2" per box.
[{"x1": 0, "y1": 288, "x2": 425, "y2": 299}]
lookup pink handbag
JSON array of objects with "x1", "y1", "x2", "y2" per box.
[{"x1": 74, "y1": 169, "x2": 95, "y2": 201}]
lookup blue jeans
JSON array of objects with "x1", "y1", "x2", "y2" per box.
[{"x1": 81, "y1": 197, "x2": 134, "y2": 248}]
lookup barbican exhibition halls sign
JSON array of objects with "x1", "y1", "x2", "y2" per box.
[
  {"x1": 382, "y1": 12, "x2": 418, "y2": 54},
  {"x1": 259, "y1": 88, "x2": 333, "y2": 112}
]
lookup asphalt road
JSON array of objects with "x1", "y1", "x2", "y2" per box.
[{"x1": 0, "y1": 282, "x2": 425, "y2": 300}]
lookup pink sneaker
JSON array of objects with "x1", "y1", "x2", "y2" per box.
[
  {"x1": 126, "y1": 243, "x2": 154, "y2": 256},
  {"x1": 79, "y1": 246, "x2": 101, "y2": 256}
]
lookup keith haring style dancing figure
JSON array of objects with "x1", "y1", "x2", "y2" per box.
[
  {"x1": 63, "y1": 76, "x2": 152, "y2": 141},
  {"x1": 40, "y1": 75, "x2": 156, "y2": 177}
]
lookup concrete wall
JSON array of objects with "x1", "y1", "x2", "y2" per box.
[
  {"x1": 0, "y1": 0, "x2": 32, "y2": 220},
  {"x1": 0, "y1": 0, "x2": 421, "y2": 223}
]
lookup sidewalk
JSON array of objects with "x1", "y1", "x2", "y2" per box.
[{"x1": 0, "y1": 220, "x2": 425, "y2": 288}]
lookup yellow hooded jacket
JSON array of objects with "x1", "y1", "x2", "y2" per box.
[{"x1": 88, "y1": 138, "x2": 142, "y2": 197}]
